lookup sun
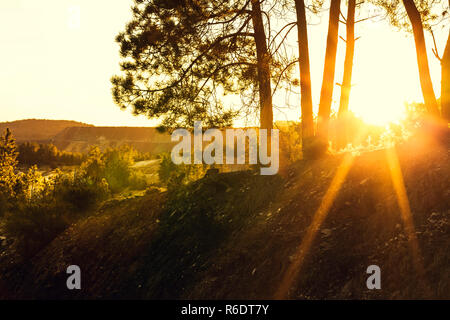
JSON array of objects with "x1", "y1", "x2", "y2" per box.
[
  {"x1": 354, "y1": 100, "x2": 406, "y2": 126},
  {"x1": 350, "y1": 85, "x2": 407, "y2": 126}
]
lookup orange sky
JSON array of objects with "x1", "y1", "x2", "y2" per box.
[{"x1": 0, "y1": 0, "x2": 448, "y2": 127}]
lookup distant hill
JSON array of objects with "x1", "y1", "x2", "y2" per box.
[
  {"x1": 0, "y1": 119, "x2": 93, "y2": 142},
  {"x1": 0, "y1": 119, "x2": 174, "y2": 154}
]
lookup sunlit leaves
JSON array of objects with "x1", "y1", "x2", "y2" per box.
[
  {"x1": 111, "y1": 0, "x2": 260, "y2": 129},
  {"x1": 373, "y1": 0, "x2": 449, "y2": 31}
]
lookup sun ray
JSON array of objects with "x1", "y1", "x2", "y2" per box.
[
  {"x1": 274, "y1": 127, "x2": 370, "y2": 299},
  {"x1": 274, "y1": 152, "x2": 356, "y2": 299},
  {"x1": 385, "y1": 147, "x2": 430, "y2": 294}
]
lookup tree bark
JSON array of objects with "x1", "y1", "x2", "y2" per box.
[
  {"x1": 294, "y1": 0, "x2": 314, "y2": 153},
  {"x1": 441, "y1": 28, "x2": 450, "y2": 122},
  {"x1": 251, "y1": 0, "x2": 273, "y2": 129},
  {"x1": 337, "y1": 0, "x2": 355, "y2": 149},
  {"x1": 338, "y1": 0, "x2": 356, "y2": 117},
  {"x1": 317, "y1": 0, "x2": 341, "y2": 140},
  {"x1": 402, "y1": 0, "x2": 440, "y2": 116}
]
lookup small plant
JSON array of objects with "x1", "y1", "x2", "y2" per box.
[
  {"x1": 4, "y1": 170, "x2": 109, "y2": 257},
  {"x1": 81, "y1": 145, "x2": 141, "y2": 193},
  {"x1": 129, "y1": 170, "x2": 149, "y2": 190},
  {"x1": 277, "y1": 122, "x2": 302, "y2": 164},
  {"x1": 158, "y1": 152, "x2": 207, "y2": 189}
]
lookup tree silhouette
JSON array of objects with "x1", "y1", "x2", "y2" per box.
[
  {"x1": 374, "y1": 0, "x2": 446, "y2": 116},
  {"x1": 112, "y1": 0, "x2": 283, "y2": 129},
  {"x1": 336, "y1": 0, "x2": 357, "y2": 150},
  {"x1": 0, "y1": 129, "x2": 19, "y2": 199},
  {"x1": 442, "y1": 22, "x2": 450, "y2": 121},
  {"x1": 294, "y1": 0, "x2": 315, "y2": 155},
  {"x1": 338, "y1": 0, "x2": 356, "y2": 119},
  {"x1": 251, "y1": 0, "x2": 274, "y2": 129},
  {"x1": 317, "y1": 0, "x2": 342, "y2": 141},
  {"x1": 403, "y1": 0, "x2": 440, "y2": 115}
]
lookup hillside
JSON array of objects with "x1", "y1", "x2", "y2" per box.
[
  {"x1": 0, "y1": 131, "x2": 448, "y2": 299},
  {"x1": 0, "y1": 119, "x2": 93, "y2": 142}
]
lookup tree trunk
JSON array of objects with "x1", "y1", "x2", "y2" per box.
[
  {"x1": 251, "y1": 0, "x2": 273, "y2": 129},
  {"x1": 317, "y1": 0, "x2": 341, "y2": 141},
  {"x1": 294, "y1": 0, "x2": 314, "y2": 154},
  {"x1": 337, "y1": 0, "x2": 355, "y2": 149},
  {"x1": 338, "y1": 0, "x2": 356, "y2": 117},
  {"x1": 441, "y1": 28, "x2": 450, "y2": 122},
  {"x1": 402, "y1": 0, "x2": 440, "y2": 116}
]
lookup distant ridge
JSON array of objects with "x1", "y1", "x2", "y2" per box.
[{"x1": 0, "y1": 119, "x2": 93, "y2": 142}]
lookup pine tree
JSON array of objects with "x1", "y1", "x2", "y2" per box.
[
  {"x1": 0, "y1": 129, "x2": 19, "y2": 198},
  {"x1": 294, "y1": 0, "x2": 315, "y2": 155},
  {"x1": 317, "y1": 0, "x2": 342, "y2": 141},
  {"x1": 112, "y1": 0, "x2": 281, "y2": 129},
  {"x1": 373, "y1": 0, "x2": 446, "y2": 117}
]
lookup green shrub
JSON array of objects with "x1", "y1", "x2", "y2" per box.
[
  {"x1": 0, "y1": 128, "x2": 20, "y2": 199},
  {"x1": 278, "y1": 122, "x2": 302, "y2": 164},
  {"x1": 81, "y1": 146, "x2": 106, "y2": 184},
  {"x1": 129, "y1": 170, "x2": 148, "y2": 190},
  {"x1": 1, "y1": 131, "x2": 110, "y2": 257},
  {"x1": 54, "y1": 173, "x2": 109, "y2": 212},
  {"x1": 81, "y1": 145, "x2": 136, "y2": 193},
  {"x1": 158, "y1": 152, "x2": 207, "y2": 189},
  {"x1": 4, "y1": 171, "x2": 109, "y2": 257}
]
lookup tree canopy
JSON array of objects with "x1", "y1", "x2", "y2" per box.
[{"x1": 112, "y1": 0, "x2": 277, "y2": 129}]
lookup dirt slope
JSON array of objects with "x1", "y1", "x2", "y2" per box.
[
  {"x1": 188, "y1": 138, "x2": 449, "y2": 299},
  {"x1": 0, "y1": 132, "x2": 448, "y2": 299}
]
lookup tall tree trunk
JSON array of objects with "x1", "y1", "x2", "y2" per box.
[
  {"x1": 251, "y1": 0, "x2": 273, "y2": 129},
  {"x1": 294, "y1": 0, "x2": 314, "y2": 154},
  {"x1": 317, "y1": 0, "x2": 341, "y2": 141},
  {"x1": 441, "y1": 28, "x2": 450, "y2": 122},
  {"x1": 402, "y1": 0, "x2": 440, "y2": 116},
  {"x1": 337, "y1": 0, "x2": 356, "y2": 149},
  {"x1": 338, "y1": 0, "x2": 356, "y2": 117}
]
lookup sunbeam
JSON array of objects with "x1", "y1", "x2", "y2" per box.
[
  {"x1": 385, "y1": 147, "x2": 430, "y2": 295},
  {"x1": 274, "y1": 125, "x2": 371, "y2": 299},
  {"x1": 274, "y1": 152, "x2": 355, "y2": 299}
]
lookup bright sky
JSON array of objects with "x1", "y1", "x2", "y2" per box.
[
  {"x1": 0, "y1": 0, "x2": 155, "y2": 126},
  {"x1": 278, "y1": 3, "x2": 448, "y2": 125},
  {"x1": 0, "y1": 0, "x2": 448, "y2": 127}
]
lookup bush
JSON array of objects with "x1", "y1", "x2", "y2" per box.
[
  {"x1": 129, "y1": 170, "x2": 148, "y2": 190},
  {"x1": 158, "y1": 152, "x2": 207, "y2": 189},
  {"x1": 54, "y1": 172, "x2": 109, "y2": 212},
  {"x1": 81, "y1": 145, "x2": 138, "y2": 193},
  {"x1": 277, "y1": 122, "x2": 302, "y2": 164},
  {"x1": 0, "y1": 130, "x2": 109, "y2": 257},
  {"x1": 4, "y1": 171, "x2": 109, "y2": 257}
]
